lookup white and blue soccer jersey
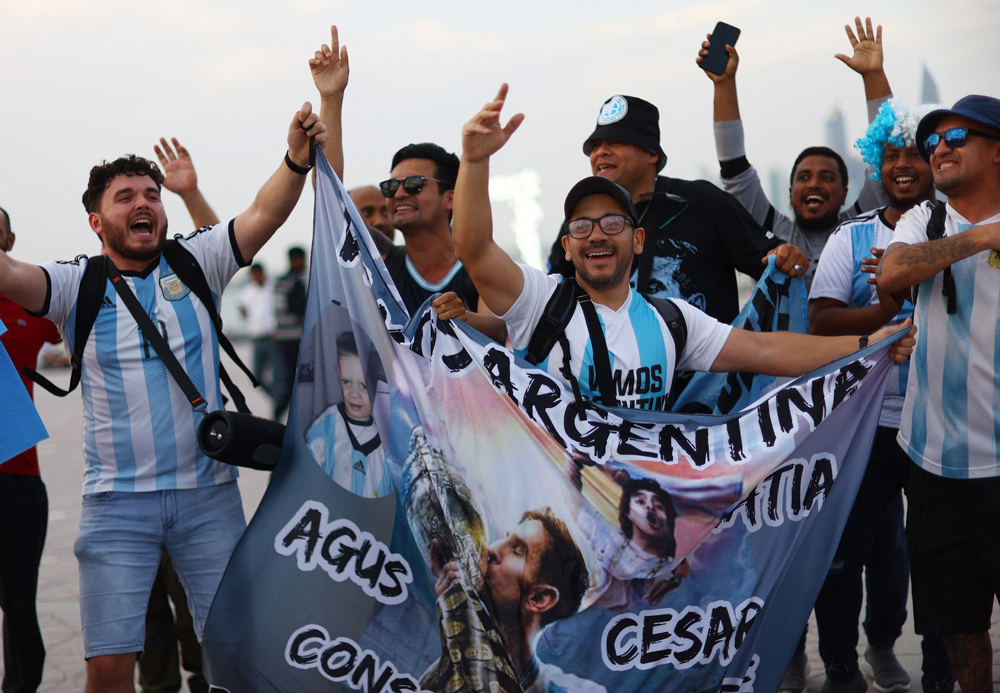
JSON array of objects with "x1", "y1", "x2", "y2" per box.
[
  {"x1": 809, "y1": 208, "x2": 913, "y2": 428},
  {"x1": 306, "y1": 403, "x2": 390, "y2": 498},
  {"x1": 892, "y1": 202, "x2": 1000, "y2": 479},
  {"x1": 40, "y1": 222, "x2": 246, "y2": 494},
  {"x1": 502, "y1": 264, "x2": 732, "y2": 411}
]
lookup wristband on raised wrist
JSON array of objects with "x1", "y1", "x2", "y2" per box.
[{"x1": 284, "y1": 151, "x2": 311, "y2": 175}]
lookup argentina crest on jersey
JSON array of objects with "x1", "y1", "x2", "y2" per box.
[{"x1": 159, "y1": 270, "x2": 190, "y2": 302}]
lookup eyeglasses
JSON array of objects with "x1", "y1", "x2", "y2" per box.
[
  {"x1": 566, "y1": 214, "x2": 634, "y2": 239},
  {"x1": 378, "y1": 176, "x2": 445, "y2": 198},
  {"x1": 924, "y1": 127, "x2": 1000, "y2": 154}
]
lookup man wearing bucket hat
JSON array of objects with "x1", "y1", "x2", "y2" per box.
[
  {"x1": 877, "y1": 94, "x2": 1000, "y2": 693},
  {"x1": 545, "y1": 94, "x2": 806, "y2": 325}
]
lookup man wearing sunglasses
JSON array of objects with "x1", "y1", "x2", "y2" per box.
[
  {"x1": 876, "y1": 94, "x2": 1000, "y2": 693},
  {"x1": 456, "y1": 85, "x2": 914, "y2": 418},
  {"x1": 309, "y1": 27, "x2": 505, "y2": 343}
]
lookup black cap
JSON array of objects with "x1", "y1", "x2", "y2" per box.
[
  {"x1": 916, "y1": 95, "x2": 1000, "y2": 162},
  {"x1": 583, "y1": 95, "x2": 667, "y2": 172},
  {"x1": 563, "y1": 177, "x2": 638, "y2": 225}
]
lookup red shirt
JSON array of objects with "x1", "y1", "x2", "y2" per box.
[{"x1": 0, "y1": 294, "x2": 61, "y2": 476}]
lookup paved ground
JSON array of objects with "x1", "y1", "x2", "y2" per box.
[{"x1": 3, "y1": 355, "x2": 999, "y2": 692}]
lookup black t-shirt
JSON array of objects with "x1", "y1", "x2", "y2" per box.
[
  {"x1": 384, "y1": 245, "x2": 480, "y2": 316},
  {"x1": 547, "y1": 175, "x2": 781, "y2": 324}
]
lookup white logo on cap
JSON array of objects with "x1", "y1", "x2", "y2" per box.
[{"x1": 597, "y1": 96, "x2": 628, "y2": 125}]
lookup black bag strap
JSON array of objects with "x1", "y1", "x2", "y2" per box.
[
  {"x1": 524, "y1": 278, "x2": 579, "y2": 365},
  {"x1": 644, "y1": 296, "x2": 688, "y2": 360},
  {"x1": 106, "y1": 261, "x2": 213, "y2": 413},
  {"x1": 162, "y1": 239, "x2": 260, "y2": 387},
  {"x1": 913, "y1": 203, "x2": 956, "y2": 314},
  {"x1": 576, "y1": 292, "x2": 618, "y2": 408},
  {"x1": 21, "y1": 255, "x2": 108, "y2": 397}
]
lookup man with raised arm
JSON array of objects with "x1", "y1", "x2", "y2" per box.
[
  {"x1": 309, "y1": 26, "x2": 505, "y2": 342},
  {"x1": 877, "y1": 95, "x2": 1000, "y2": 693},
  {"x1": 0, "y1": 104, "x2": 327, "y2": 693},
  {"x1": 807, "y1": 98, "x2": 954, "y2": 693},
  {"x1": 701, "y1": 17, "x2": 892, "y2": 293},
  {"x1": 454, "y1": 84, "x2": 914, "y2": 415}
]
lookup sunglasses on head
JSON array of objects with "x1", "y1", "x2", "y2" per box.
[
  {"x1": 924, "y1": 127, "x2": 1000, "y2": 154},
  {"x1": 379, "y1": 176, "x2": 445, "y2": 198},
  {"x1": 566, "y1": 214, "x2": 634, "y2": 239}
]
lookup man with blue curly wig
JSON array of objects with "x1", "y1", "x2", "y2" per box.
[{"x1": 809, "y1": 95, "x2": 952, "y2": 693}]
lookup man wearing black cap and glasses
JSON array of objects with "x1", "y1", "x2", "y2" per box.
[
  {"x1": 877, "y1": 94, "x2": 1000, "y2": 693},
  {"x1": 545, "y1": 94, "x2": 807, "y2": 325},
  {"x1": 459, "y1": 85, "x2": 913, "y2": 414}
]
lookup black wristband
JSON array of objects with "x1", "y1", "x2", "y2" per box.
[
  {"x1": 859, "y1": 335, "x2": 869, "y2": 349},
  {"x1": 284, "y1": 151, "x2": 311, "y2": 175}
]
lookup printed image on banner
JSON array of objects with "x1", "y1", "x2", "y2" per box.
[{"x1": 201, "y1": 149, "x2": 900, "y2": 693}]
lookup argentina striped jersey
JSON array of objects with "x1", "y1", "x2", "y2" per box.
[
  {"x1": 809, "y1": 208, "x2": 913, "y2": 428},
  {"x1": 40, "y1": 221, "x2": 246, "y2": 494},
  {"x1": 503, "y1": 264, "x2": 732, "y2": 411},
  {"x1": 892, "y1": 202, "x2": 1000, "y2": 478}
]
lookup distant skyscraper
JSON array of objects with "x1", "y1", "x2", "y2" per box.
[
  {"x1": 825, "y1": 107, "x2": 849, "y2": 159},
  {"x1": 922, "y1": 65, "x2": 941, "y2": 105},
  {"x1": 825, "y1": 105, "x2": 865, "y2": 211}
]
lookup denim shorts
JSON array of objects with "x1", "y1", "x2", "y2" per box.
[{"x1": 74, "y1": 480, "x2": 246, "y2": 659}]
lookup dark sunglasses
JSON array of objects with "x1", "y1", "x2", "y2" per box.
[
  {"x1": 924, "y1": 127, "x2": 1000, "y2": 154},
  {"x1": 379, "y1": 176, "x2": 445, "y2": 198},
  {"x1": 567, "y1": 214, "x2": 634, "y2": 239}
]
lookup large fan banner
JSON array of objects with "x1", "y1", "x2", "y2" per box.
[
  {"x1": 0, "y1": 320, "x2": 48, "y2": 463},
  {"x1": 202, "y1": 152, "x2": 898, "y2": 693}
]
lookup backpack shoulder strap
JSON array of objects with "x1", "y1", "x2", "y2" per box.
[
  {"x1": 22, "y1": 255, "x2": 107, "y2": 397},
  {"x1": 524, "y1": 278, "x2": 579, "y2": 365},
  {"x1": 912, "y1": 203, "x2": 956, "y2": 314},
  {"x1": 163, "y1": 239, "x2": 261, "y2": 392},
  {"x1": 642, "y1": 295, "x2": 688, "y2": 359}
]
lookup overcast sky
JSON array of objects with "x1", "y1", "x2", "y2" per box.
[{"x1": 1, "y1": 0, "x2": 998, "y2": 275}]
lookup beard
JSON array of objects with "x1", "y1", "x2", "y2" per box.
[
  {"x1": 101, "y1": 215, "x2": 167, "y2": 263},
  {"x1": 794, "y1": 209, "x2": 841, "y2": 233},
  {"x1": 574, "y1": 243, "x2": 633, "y2": 290}
]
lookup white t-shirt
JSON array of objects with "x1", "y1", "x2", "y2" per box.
[
  {"x1": 809, "y1": 208, "x2": 913, "y2": 428},
  {"x1": 502, "y1": 264, "x2": 732, "y2": 411},
  {"x1": 237, "y1": 278, "x2": 276, "y2": 338},
  {"x1": 40, "y1": 222, "x2": 244, "y2": 494},
  {"x1": 891, "y1": 201, "x2": 1000, "y2": 479}
]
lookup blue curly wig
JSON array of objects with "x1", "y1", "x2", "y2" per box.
[{"x1": 855, "y1": 98, "x2": 943, "y2": 181}]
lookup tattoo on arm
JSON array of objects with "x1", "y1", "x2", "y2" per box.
[{"x1": 893, "y1": 235, "x2": 978, "y2": 269}]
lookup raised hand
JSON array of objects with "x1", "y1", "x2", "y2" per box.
[
  {"x1": 309, "y1": 25, "x2": 349, "y2": 98},
  {"x1": 461, "y1": 84, "x2": 525, "y2": 164},
  {"x1": 696, "y1": 33, "x2": 739, "y2": 83},
  {"x1": 287, "y1": 102, "x2": 328, "y2": 169},
  {"x1": 155, "y1": 138, "x2": 199, "y2": 196},
  {"x1": 835, "y1": 16, "x2": 883, "y2": 76}
]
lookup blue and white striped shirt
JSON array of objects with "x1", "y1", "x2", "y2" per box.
[
  {"x1": 503, "y1": 265, "x2": 732, "y2": 411},
  {"x1": 41, "y1": 222, "x2": 245, "y2": 494},
  {"x1": 892, "y1": 202, "x2": 1000, "y2": 479},
  {"x1": 809, "y1": 208, "x2": 913, "y2": 428}
]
